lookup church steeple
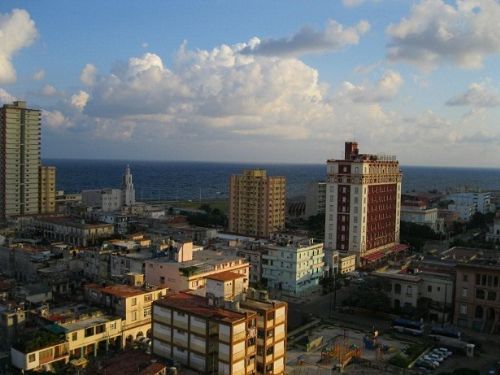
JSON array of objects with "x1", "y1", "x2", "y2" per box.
[{"x1": 122, "y1": 164, "x2": 135, "y2": 206}]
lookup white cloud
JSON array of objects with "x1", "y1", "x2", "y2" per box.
[
  {"x1": 343, "y1": 0, "x2": 365, "y2": 7},
  {"x1": 81, "y1": 43, "x2": 335, "y2": 141},
  {"x1": 43, "y1": 110, "x2": 70, "y2": 129},
  {"x1": 0, "y1": 9, "x2": 38, "y2": 83},
  {"x1": 337, "y1": 70, "x2": 403, "y2": 103},
  {"x1": 70, "y1": 90, "x2": 90, "y2": 111},
  {"x1": 80, "y1": 64, "x2": 97, "y2": 86},
  {"x1": 0, "y1": 88, "x2": 16, "y2": 104},
  {"x1": 387, "y1": 0, "x2": 500, "y2": 69},
  {"x1": 41, "y1": 84, "x2": 57, "y2": 97},
  {"x1": 240, "y1": 19, "x2": 370, "y2": 57},
  {"x1": 33, "y1": 69, "x2": 45, "y2": 81},
  {"x1": 446, "y1": 82, "x2": 500, "y2": 107}
]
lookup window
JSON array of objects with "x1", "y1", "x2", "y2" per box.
[
  {"x1": 460, "y1": 304, "x2": 467, "y2": 315},
  {"x1": 394, "y1": 284, "x2": 401, "y2": 295},
  {"x1": 144, "y1": 294, "x2": 152, "y2": 302},
  {"x1": 132, "y1": 311, "x2": 138, "y2": 321},
  {"x1": 131, "y1": 298, "x2": 137, "y2": 306},
  {"x1": 427, "y1": 285, "x2": 432, "y2": 293},
  {"x1": 476, "y1": 289, "x2": 485, "y2": 299},
  {"x1": 487, "y1": 291, "x2": 497, "y2": 301},
  {"x1": 28, "y1": 353, "x2": 36, "y2": 363},
  {"x1": 85, "y1": 327, "x2": 94, "y2": 337},
  {"x1": 462, "y1": 288, "x2": 468, "y2": 297},
  {"x1": 144, "y1": 307, "x2": 152, "y2": 317},
  {"x1": 406, "y1": 286, "x2": 413, "y2": 296},
  {"x1": 110, "y1": 322, "x2": 117, "y2": 330},
  {"x1": 463, "y1": 274, "x2": 468, "y2": 282},
  {"x1": 72, "y1": 332, "x2": 78, "y2": 341}
]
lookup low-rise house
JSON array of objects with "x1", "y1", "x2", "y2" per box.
[
  {"x1": 30, "y1": 216, "x2": 114, "y2": 247},
  {"x1": 373, "y1": 271, "x2": 454, "y2": 322},
  {"x1": 339, "y1": 253, "x2": 356, "y2": 274},
  {"x1": 145, "y1": 245, "x2": 249, "y2": 292},
  {"x1": 11, "y1": 331, "x2": 69, "y2": 372},
  {"x1": 85, "y1": 283, "x2": 167, "y2": 346}
]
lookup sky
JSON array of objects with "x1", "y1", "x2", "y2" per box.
[{"x1": 1, "y1": 0, "x2": 500, "y2": 167}]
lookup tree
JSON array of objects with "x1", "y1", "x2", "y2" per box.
[{"x1": 343, "y1": 278, "x2": 391, "y2": 313}]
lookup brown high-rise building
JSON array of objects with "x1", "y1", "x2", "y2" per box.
[
  {"x1": 229, "y1": 169, "x2": 285, "y2": 238},
  {"x1": 39, "y1": 165, "x2": 56, "y2": 214},
  {"x1": 324, "y1": 142, "x2": 403, "y2": 267},
  {"x1": 0, "y1": 101, "x2": 41, "y2": 220}
]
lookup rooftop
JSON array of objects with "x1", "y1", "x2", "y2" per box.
[
  {"x1": 86, "y1": 283, "x2": 164, "y2": 298},
  {"x1": 206, "y1": 271, "x2": 245, "y2": 282},
  {"x1": 57, "y1": 314, "x2": 120, "y2": 333},
  {"x1": 155, "y1": 292, "x2": 251, "y2": 323},
  {"x1": 35, "y1": 216, "x2": 113, "y2": 229},
  {"x1": 93, "y1": 350, "x2": 166, "y2": 375}
]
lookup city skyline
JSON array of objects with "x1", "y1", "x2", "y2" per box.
[{"x1": 1, "y1": 1, "x2": 500, "y2": 167}]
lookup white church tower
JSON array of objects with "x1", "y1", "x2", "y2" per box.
[{"x1": 121, "y1": 164, "x2": 136, "y2": 206}]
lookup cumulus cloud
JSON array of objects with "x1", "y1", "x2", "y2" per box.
[
  {"x1": 337, "y1": 70, "x2": 403, "y2": 103},
  {"x1": 41, "y1": 84, "x2": 57, "y2": 97},
  {"x1": 0, "y1": 9, "x2": 38, "y2": 83},
  {"x1": 240, "y1": 19, "x2": 370, "y2": 57},
  {"x1": 70, "y1": 90, "x2": 90, "y2": 111},
  {"x1": 80, "y1": 64, "x2": 97, "y2": 86},
  {"x1": 0, "y1": 88, "x2": 16, "y2": 104},
  {"x1": 81, "y1": 42, "x2": 334, "y2": 141},
  {"x1": 387, "y1": 0, "x2": 500, "y2": 69},
  {"x1": 446, "y1": 82, "x2": 500, "y2": 107},
  {"x1": 33, "y1": 69, "x2": 45, "y2": 81},
  {"x1": 43, "y1": 110, "x2": 69, "y2": 129}
]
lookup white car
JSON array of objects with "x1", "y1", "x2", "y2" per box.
[
  {"x1": 423, "y1": 356, "x2": 440, "y2": 366},
  {"x1": 437, "y1": 347, "x2": 452, "y2": 357},
  {"x1": 433, "y1": 349, "x2": 449, "y2": 358},
  {"x1": 428, "y1": 353, "x2": 444, "y2": 362}
]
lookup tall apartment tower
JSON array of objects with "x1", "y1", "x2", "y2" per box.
[
  {"x1": 39, "y1": 165, "x2": 56, "y2": 214},
  {"x1": 0, "y1": 101, "x2": 41, "y2": 219},
  {"x1": 229, "y1": 169, "x2": 286, "y2": 237},
  {"x1": 324, "y1": 142, "x2": 402, "y2": 266},
  {"x1": 121, "y1": 164, "x2": 135, "y2": 206}
]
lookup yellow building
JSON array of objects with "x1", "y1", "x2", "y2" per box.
[
  {"x1": 229, "y1": 169, "x2": 286, "y2": 238},
  {"x1": 39, "y1": 165, "x2": 56, "y2": 214},
  {"x1": 85, "y1": 283, "x2": 168, "y2": 346},
  {"x1": 0, "y1": 101, "x2": 41, "y2": 220},
  {"x1": 152, "y1": 271, "x2": 288, "y2": 375}
]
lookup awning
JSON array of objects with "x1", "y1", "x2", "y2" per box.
[{"x1": 361, "y1": 251, "x2": 385, "y2": 262}]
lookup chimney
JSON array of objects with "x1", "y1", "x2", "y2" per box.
[{"x1": 345, "y1": 141, "x2": 359, "y2": 160}]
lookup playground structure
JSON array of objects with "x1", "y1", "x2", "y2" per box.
[{"x1": 318, "y1": 333, "x2": 362, "y2": 369}]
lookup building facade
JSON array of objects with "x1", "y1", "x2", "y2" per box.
[
  {"x1": 39, "y1": 166, "x2": 56, "y2": 214},
  {"x1": 229, "y1": 169, "x2": 286, "y2": 238},
  {"x1": 324, "y1": 142, "x2": 402, "y2": 266},
  {"x1": 82, "y1": 188, "x2": 123, "y2": 212},
  {"x1": 261, "y1": 238, "x2": 324, "y2": 296},
  {"x1": 486, "y1": 212, "x2": 500, "y2": 243},
  {"x1": 454, "y1": 262, "x2": 500, "y2": 334},
  {"x1": 401, "y1": 203, "x2": 444, "y2": 233},
  {"x1": 305, "y1": 182, "x2": 326, "y2": 218},
  {"x1": 0, "y1": 101, "x2": 41, "y2": 220},
  {"x1": 447, "y1": 192, "x2": 493, "y2": 214}
]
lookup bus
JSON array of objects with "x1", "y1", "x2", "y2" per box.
[
  {"x1": 430, "y1": 326, "x2": 461, "y2": 340},
  {"x1": 391, "y1": 318, "x2": 424, "y2": 336}
]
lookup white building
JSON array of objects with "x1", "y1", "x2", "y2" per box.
[
  {"x1": 373, "y1": 271, "x2": 454, "y2": 322},
  {"x1": 447, "y1": 192, "x2": 493, "y2": 214},
  {"x1": 401, "y1": 205, "x2": 444, "y2": 233},
  {"x1": 82, "y1": 188, "x2": 122, "y2": 212},
  {"x1": 262, "y1": 237, "x2": 324, "y2": 296},
  {"x1": 305, "y1": 182, "x2": 326, "y2": 218},
  {"x1": 121, "y1": 164, "x2": 135, "y2": 207}
]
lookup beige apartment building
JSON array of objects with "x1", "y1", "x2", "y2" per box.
[
  {"x1": 0, "y1": 101, "x2": 41, "y2": 220},
  {"x1": 39, "y1": 165, "x2": 56, "y2": 214},
  {"x1": 229, "y1": 169, "x2": 286, "y2": 238},
  {"x1": 85, "y1": 283, "x2": 168, "y2": 346},
  {"x1": 152, "y1": 271, "x2": 287, "y2": 375}
]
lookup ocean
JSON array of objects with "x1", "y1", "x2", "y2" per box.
[{"x1": 45, "y1": 159, "x2": 500, "y2": 201}]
